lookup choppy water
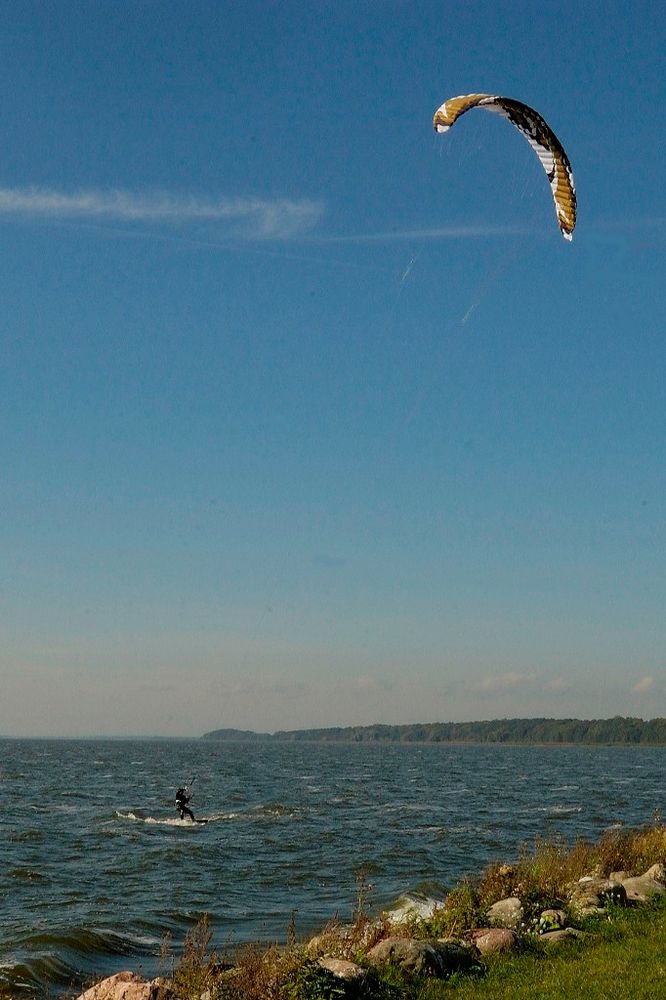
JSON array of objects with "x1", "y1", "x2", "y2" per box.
[{"x1": 1, "y1": 738, "x2": 664, "y2": 997}]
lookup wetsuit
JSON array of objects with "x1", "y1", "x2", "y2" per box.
[{"x1": 175, "y1": 787, "x2": 194, "y2": 821}]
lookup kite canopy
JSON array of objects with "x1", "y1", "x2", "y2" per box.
[{"x1": 433, "y1": 93, "x2": 576, "y2": 241}]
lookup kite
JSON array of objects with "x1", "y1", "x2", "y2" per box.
[{"x1": 433, "y1": 93, "x2": 576, "y2": 241}]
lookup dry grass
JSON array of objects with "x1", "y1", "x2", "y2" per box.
[
  {"x1": 165, "y1": 915, "x2": 221, "y2": 999},
  {"x1": 216, "y1": 941, "x2": 305, "y2": 1000},
  {"x1": 475, "y1": 819, "x2": 666, "y2": 918}
]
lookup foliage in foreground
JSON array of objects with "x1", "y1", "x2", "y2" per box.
[
  {"x1": 168, "y1": 900, "x2": 666, "y2": 1000},
  {"x1": 161, "y1": 821, "x2": 666, "y2": 1000},
  {"x1": 491, "y1": 821, "x2": 663, "y2": 910}
]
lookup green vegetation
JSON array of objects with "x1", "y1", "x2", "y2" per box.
[
  {"x1": 202, "y1": 716, "x2": 666, "y2": 745},
  {"x1": 158, "y1": 821, "x2": 666, "y2": 1000},
  {"x1": 420, "y1": 902, "x2": 666, "y2": 1000}
]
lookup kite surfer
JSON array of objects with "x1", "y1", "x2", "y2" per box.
[{"x1": 175, "y1": 784, "x2": 195, "y2": 822}]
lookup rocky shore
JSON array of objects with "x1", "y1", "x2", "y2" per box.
[{"x1": 73, "y1": 852, "x2": 666, "y2": 1000}]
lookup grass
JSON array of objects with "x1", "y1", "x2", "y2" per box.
[
  {"x1": 419, "y1": 900, "x2": 666, "y2": 1000},
  {"x1": 155, "y1": 820, "x2": 666, "y2": 1000}
]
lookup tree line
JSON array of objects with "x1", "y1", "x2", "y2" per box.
[{"x1": 202, "y1": 717, "x2": 666, "y2": 745}]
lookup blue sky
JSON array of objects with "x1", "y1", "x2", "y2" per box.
[{"x1": 1, "y1": 1, "x2": 664, "y2": 737}]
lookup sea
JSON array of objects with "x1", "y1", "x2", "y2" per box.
[{"x1": 1, "y1": 738, "x2": 664, "y2": 997}]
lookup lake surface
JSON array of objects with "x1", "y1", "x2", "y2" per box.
[{"x1": 1, "y1": 738, "x2": 664, "y2": 996}]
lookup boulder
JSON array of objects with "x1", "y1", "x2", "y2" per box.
[
  {"x1": 77, "y1": 973, "x2": 156, "y2": 1000},
  {"x1": 646, "y1": 862, "x2": 666, "y2": 883},
  {"x1": 366, "y1": 937, "x2": 481, "y2": 978},
  {"x1": 471, "y1": 928, "x2": 519, "y2": 955},
  {"x1": 620, "y1": 863, "x2": 666, "y2": 904},
  {"x1": 318, "y1": 957, "x2": 366, "y2": 981},
  {"x1": 486, "y1": 897, "x2": 524, "y2": 929},
  {"x1": 568, "y1": 877, "x2": 627, "y2": 916},
  {"x1": 540, "y1": 928, "x2": 585, "y2": 946},
  {"x1": 366, "y1": 938, "x2": 439, "y2": 976}
]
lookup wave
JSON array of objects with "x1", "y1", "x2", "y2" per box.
[
  {"x1": 248, "y1": 802, "x2": 303, "y2": 819},
  {"x1": 384, "y1": 892, "x2": 443, "y2": 922},
  {"x1": 114, "y1": 805, "x2": 303, "y2": 826},
  {"x1": 536, "y1": 805, "x2": 584, "y2": 816},
  {"x1": 8, "y1": 828, "x2": 43, "y2": 843},
  {"x1": 9, "y1": 867, "x2": 49, "y2": 882},
  {"x1": 2, "y1": 927, "x2": 162, "y2": 995},
  {"x1": 115, "y1": 811, "x2": 202, "y2": 826},
  {"x1": 22, "y1": 927, "x2": 158, "y2": 956},
  {"x1": 114, "y1": 811, "x2": 235, "y2": 826},
  {"x1": 1, "y1": 953, "x2": 78, "y2": 994}
]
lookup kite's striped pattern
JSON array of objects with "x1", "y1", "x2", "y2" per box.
[{"x1": 433, "y1": 94, "x2": 576, "y2": 241}]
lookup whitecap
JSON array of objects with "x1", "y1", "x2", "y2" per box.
[
  {"x1": 537, "y1": 805, "x2": 583, "y2": 815},
  {"x1": 385, "y1": 893, "x2": 444, "y2": 922},
  {"x1": 115, "y1": 811, "x2": 196, "y2": 826}
]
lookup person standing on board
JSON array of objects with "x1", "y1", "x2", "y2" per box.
[{"x1": 175, "y1": 785, "x2": 194, "y2": 821}]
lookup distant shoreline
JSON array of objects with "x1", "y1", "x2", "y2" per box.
[
  {"x1": 3, "y1": 716, "x2": 665, "y2": 743},
  {"x1": 202, "y1": 716, "x2": 666, "y2": 746}
]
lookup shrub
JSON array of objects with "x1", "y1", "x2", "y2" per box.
[
  {"x1": 421, "y1": 883, "x2": 481, "y2": 939},
  {"x1": 169, "y1": 915, "x2": 219, "y2": 1000}
]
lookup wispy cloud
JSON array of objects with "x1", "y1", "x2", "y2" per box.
[
  {"x1": 312, "y1": 224, "x2": 532, "y2": 243},
  {"x1": 543, "y1": 677, "x2": 573, "y2": 694},
  {"x1": 0, "y1": 186, "x2": 516, "y2": 243},
  {"x1": 0, "y1": 185, "x2": 324, "y2": 239},
  {"x1": 632, "y1": 676, "x2": 655, "y2": 694},
  {"x1": 309, "y1": 216, "x2": 666, "y2": 246},
  {"x1": 472, "y1": 671, "x2": 537, "y2": 694},
  {"x1": 3, "y1": 186, "x2": 663, "y2": 247}
]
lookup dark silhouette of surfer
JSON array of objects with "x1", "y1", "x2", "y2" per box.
[{"x1": 175, "y1": 786, "x2": 194, "y2": 821}]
